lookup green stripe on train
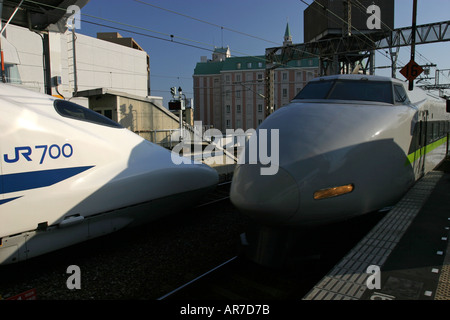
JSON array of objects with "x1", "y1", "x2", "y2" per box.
[{"x1": 405, "y1": 136, "x2": 448, "y2": 166}]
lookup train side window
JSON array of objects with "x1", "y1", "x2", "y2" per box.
[
  {"x1": 54, "y1": 100, "x2": 123, "y2": 128},
  {"x1": 394, "y1": 84, "x2": 410, "y2": 105}
]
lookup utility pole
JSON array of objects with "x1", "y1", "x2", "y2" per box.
[
  {"x1": 345, "y1": 0, "x2": 352, "y2": 37},
  {"x1": 170, "y1": 86, "x2": 185, "y2": 141},
  {"x1": 265, "y1": 68, "x2": 274, "y2": 118},
  {"x1": 409, "y1": 0, "x2": 418, "y2": 91}
]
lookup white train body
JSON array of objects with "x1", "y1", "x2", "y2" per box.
[
  {"x1": 231, "y1": 74, "x2": 450, "y2": 227},
  {"x1": 0, "y1": 84, "x2": 218, "y2": 264}
]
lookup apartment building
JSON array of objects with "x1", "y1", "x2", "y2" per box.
[{"x1": 193, "y1": 24, "x2": 319, "y2": 131}]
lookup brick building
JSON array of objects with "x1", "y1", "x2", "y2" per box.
[{"x1": 193, "y1": 24, "x2": 319, "y2": 131}]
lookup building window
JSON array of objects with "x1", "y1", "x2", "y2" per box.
[
  {"x1": 258, "y1": 104, "x2": 263, "y2": 113},
  {"x1": 225, "y1": 75, "x2": 230, "y2": 83},
  {"x1": 257, "y1": 73, "x2": 263, "y2": 81},
  {"x1": 226, "y1": 119, "x2": 231, "y2": 128},
  {"x1": 226, "y1": 90, "x2": 231, "y2": 100},
  {"x1": 237, "y1": 105, "x2": 241, "y2": 113},
  {"x1": 236, "y1": 74, "x2": 241, "y2": 82},
  {"x1": 236, "y1": 119, "x2": 241, "y2": 128},
  {"x1": 247, "y1": 62, "x2": 252, "y2": 68},
  {"x1": 258, "y1": 62, "x2": 263, "y2": 68},
  {"x1": 104, "y1": 109, "x2": 113, "y2": 120},
  {"x1": 5, "y1": 64, "x2": 21, "y2": 84},
  {"x1": 236, "y1": 90, "x2": 241, "y2": 98},
  {"x1": 282, "y1": 73, "x2": 288, "y2": 81},
  {"x1": 236, "y1": 63, "x2": 241, "y2": 69},
  {"x1": 226, "y1": 105, "x2": 231, "y2": 113},
  {"x1": 282, "y1": 88, "x2": 288, "y2": 98},
  {"x1": 258, "y1": 119, "x2": 263, "y2": 125}
]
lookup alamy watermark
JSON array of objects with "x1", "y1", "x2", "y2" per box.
[
  {"x1": 366, "y1": 4, "x2": 381, "y2": 30},
  {"x1": 66, "y1": 265, "x2": 81, "y2": 290},
  {"x1": 170, "y1": 121, "x2": 279, "y2": 176},
  {"x1": 366, "y1": 264, "x2": 396, "y2": 300},
  {"x1": 66, "y1": 5, "x2": 81, "y2": 30},
  {"x1": 366, "y1": 264, "x2": 381, "y2": 290}
]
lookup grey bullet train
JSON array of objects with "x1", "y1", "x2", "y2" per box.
[{"x1": 231, "y1": 74, "x2": 450, "y2": 228}]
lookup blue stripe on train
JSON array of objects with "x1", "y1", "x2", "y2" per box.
[
  {"x1": 0, "y1": 166, "x2": 94, "y2": 196},
  {"x1": 0, "y1": 196, "x2": 22, "y2": 205}
]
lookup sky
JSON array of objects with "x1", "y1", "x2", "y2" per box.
[{"x1": 76, "y1": 0, "x2": 450, "y2": 108}]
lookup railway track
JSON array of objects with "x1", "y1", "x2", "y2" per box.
[
  {"x1": 157, "y1": 209, "x2": 387, "y2": 300},
  {"x1": 158, "y1": 255, "x2": 326, "y2": 300},
  {"x1": 195, "y1": 181, "x2": 232, "y2": 208}
]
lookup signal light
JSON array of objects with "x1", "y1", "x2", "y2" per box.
[{"x1": 169, "y1": 100, "x2": 182, "y2": 111}]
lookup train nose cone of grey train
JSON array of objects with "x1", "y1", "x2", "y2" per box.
[
  {"x1": 231, "y1": 164, "x2": 299, "y2": 224},
  {"x1": 230, "y1": 103, "x2": 362, "y2": 225},
  {"x1": 231, "y1": 93, "x2": 418, "y2": 226},
  {"x1": 230, "y1": 106, "x2": 309, "y2": 225}
]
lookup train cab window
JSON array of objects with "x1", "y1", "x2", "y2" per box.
[
  {"x1": 327, "y1": 81, "x2": 393, "y2": 104},
  {"x1": 294, "y1": 79, "x2": 393, "y2": 104},
  {"x1": 394, "y1": 84, "x2": 410, "y2": 105},
  {"x1": 54, "y1": 100, "x2": 123, "y2": 128},
  {"x1": 294, "y1": 80, "x2": 335, "y2": 99}
]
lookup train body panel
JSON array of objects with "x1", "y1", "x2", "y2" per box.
[
  {"x1": 231, "y1": 74, "x2": 450, "y2": 227},
  {"x1": 0, "y1": 84, "x2": 218, "y2": 264}
]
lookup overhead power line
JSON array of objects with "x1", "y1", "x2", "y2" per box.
[
  {"x1": 20, "y1": 0, "x2": 323, "y2": 70},
  {"x1": 133, "y1": 0, "x2": 282, "y2": 46}
]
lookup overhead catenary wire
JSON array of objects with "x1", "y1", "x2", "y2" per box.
[
  {"x1": 132, "y1": 0, "x2": 323, "y2": 62},
  {"x1": 16, "y1": 0, "x2": 328, "y2": 88},
  {"x1": 19, "y1": 0, "x2": 443, "y2": 73},
  {"x1": 133, "y1": 0, "x2": 282, "y2": 47},
  {"x1": 21, "y1": 0, "x2": 310, "y2": 70}
]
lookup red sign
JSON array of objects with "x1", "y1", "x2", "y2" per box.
[
  {"x1": 5, "y1": 288, "x2": 37, "y2": 300},
  {"x1": 400, "y1": 60, "x2": 424, "y2": 81}
]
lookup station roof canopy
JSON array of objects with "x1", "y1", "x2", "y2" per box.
[{"x1": 1, "y1": 0, "x2": 89, "y2": 32}]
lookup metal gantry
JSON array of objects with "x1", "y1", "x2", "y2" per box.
[{"x1": 265, "y1": 20, "x2": 450, "y2": 116}]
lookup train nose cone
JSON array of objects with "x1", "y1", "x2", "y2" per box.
[
  {"x1": 230, "y1": 164, "x2": 299, "y2": 224},
  {"x1": 177, "y1": 162, "x2": 219, "y2": 189}
]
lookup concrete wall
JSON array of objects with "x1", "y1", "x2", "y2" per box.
[
  {"x1": 118, "y1": 96, "x2": 180, "y2": 146},
  {"x1": 3, "y1": 24, "x2": 150, "y2": 102},
  {"x1": 74, "y1": 33, "x2": 148, "y2": 97}
]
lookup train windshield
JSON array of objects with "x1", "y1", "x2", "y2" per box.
[
  {"x1": 294, "y1": 79, "x2": 393, "y2": 104},
  {"x1": 54, "y1": 100, "x2": 123, "y2": 128}
]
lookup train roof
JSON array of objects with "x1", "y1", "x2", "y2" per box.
[{"x1": 310, "y1": 74, "x2": 404, "y2": 84}]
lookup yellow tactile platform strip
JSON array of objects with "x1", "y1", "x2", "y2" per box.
[{"x1": 435, "y1": 241, "x2": 450, "y2": 300}]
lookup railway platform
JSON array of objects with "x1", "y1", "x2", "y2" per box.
[{"x1": 304, "y1": 158, "x2": 450, "y2": 300}]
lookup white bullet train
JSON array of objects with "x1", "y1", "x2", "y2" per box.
[
  {"x1": 231, "y1": 74, "x2": 450, "y2": 228},
  {"x1": 0, "y1": 84, "x2": 218, "y2": 265}
]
